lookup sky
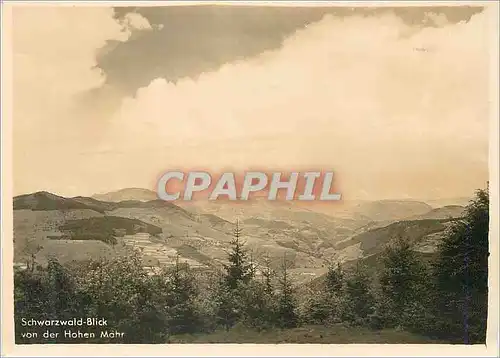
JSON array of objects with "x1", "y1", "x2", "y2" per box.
[{"x1": 11, "y1": 4, "x2": 491, "y2": 201}]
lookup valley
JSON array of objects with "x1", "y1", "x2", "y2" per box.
[{"x1": 13, "y1": 188, "x2": 467, "y2": 284}]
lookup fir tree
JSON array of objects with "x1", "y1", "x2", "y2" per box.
[
  {"x1": 261, "y1": 254, "x2": 275, "y2": 296},
  {"x1": 165, "y1": 256, "x2": 200, "y2": 335},
  {"x1": 379, "y1": 236, "x2": 429, "y2": 328},
  {"x1": 433, "y1": 187, "x2": 489, "y2": 343},
  {"x1": 223, "y1": 220, "x2": 254, "y2": 289},
  {"x1": 276, "y1": 254, "x2": 298, "y2": 328},
  {"x1": 213, "y1": 272, "x2": 243, "y2": 330},
  {"x1": 342, "y1": 264, "x2": 375, "y2": 325},
  {"x1": 326, "y1": 262, "x2": 344, "y2": 293},
  {"x1": 302, "y1": 288, "x2": 332, "y2": 325},
  {"x1": 241, "y1": 280, "x2": 276, "y2": 330},
  {"x1": 214, "y1": 220, "x2": 254, "y2": 329},
  {"x1": 302, "y1": 261, "x2": 345, "y2": 325}
]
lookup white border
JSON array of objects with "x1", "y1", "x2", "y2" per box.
[{"x1": 1, "y1": 1, "x2": 498, "y2": 357}]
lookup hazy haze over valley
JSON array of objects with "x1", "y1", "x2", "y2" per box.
[{"x1": 13, "y1": 187, "x2": 469, "y2": 283}]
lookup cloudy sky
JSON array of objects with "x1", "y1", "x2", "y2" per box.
[{"x1": 11, "y1": 4, "x2": 491, "y2": 200}]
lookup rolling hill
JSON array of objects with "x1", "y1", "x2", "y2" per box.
[
  {"x1": 409, "y1": 205, "x2": 465, "y2": 220},
  {"x1": 348, "y1": 200, "x2": 433, "y2": 222},
  {"x1": 13, "y1": 190, "x2": 461, "y2": 285},
  {"x1": 92, "y1": 188, "x2": 158, "y2": 202},
  {"x1": 14, "y1": 191, "x2": 107, "y2": 213},
  {"x1": 303, "y1": 217, "x2": 458, "y2": 292},
  {"x1": 334, "y1": 218, "x2": 454, "y2": 256}
]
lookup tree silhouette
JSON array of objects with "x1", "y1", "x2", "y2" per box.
[
  {"x1": 342, "y1": 264, "x2": 375, "y2": 325},
  {"x1": 379, "y1": 236, "x2": 429, "y2": 329},
  {"x1": 164, "y1": 255, "x2": 200, "y2": 334},
  {"x1": 326, "y1": 262, "x2": 344, "y2": 294},
  {"x1": 276, "y1": 254, "x2": 298, "y2": 328},
  {"x1": 223, "y1": 220, "x2": 254, "y2": 290},
  {"x1": 433, "y1": 187, "x2": 489, "y2": 343}
]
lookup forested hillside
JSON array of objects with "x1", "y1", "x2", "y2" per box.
[{"x1": 14, "y1": 188, "x2": 489, "y2": 344}]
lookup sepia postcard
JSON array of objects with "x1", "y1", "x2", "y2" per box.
[{"x1": 1, "y1": 1, "x2": 499, "y2": 357}]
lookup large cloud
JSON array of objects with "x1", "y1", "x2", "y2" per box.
[
  {"x1": 12, "y1": 6, "x2": 152, "y2": 195},
  {"x1": 12, "y1": 6, "x2": 491, "y2": 200},
  {"x1": 102, "y1": 9, "x2": 489, "y2": 200}
]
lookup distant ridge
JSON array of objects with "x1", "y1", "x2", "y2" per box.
[
  {"x1": 92, "y1": 188, "x2": 158, "y2": 202},
  {"x1": 13, "y1": 191, "x2": 188, "y2": 215},
  {"x1": 422, "y1": 197, "x2": 472, "y2": 208},
  {"x1": 349, "y1": 200, "x2": 433, "y2": 222},
  {"x1": 13, "y1": 191, "x2": 107, "y2": 213},
  {"x1": 410, "y1": 205, "x2": 465, "y2": 220}
]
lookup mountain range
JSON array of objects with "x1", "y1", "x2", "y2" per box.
[{"x1": 13, "y1": 188, "x2": 467, "y2": 284}]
